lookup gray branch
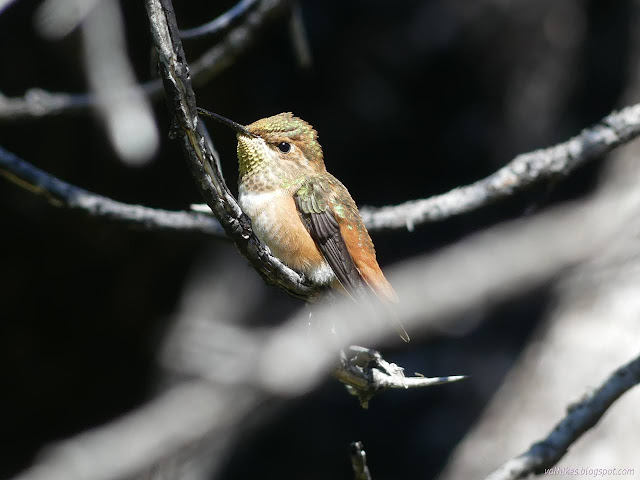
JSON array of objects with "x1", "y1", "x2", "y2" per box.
[
  {"x1": 360, "y1": 103, "x2": 640, "y2": 231},
  {"x1": 0, "y1": 145, "x2": 225, "y2": 236},
  {"x1": 485, "y1": 352, "x2": 640, "y2": 480},
  {"x1": 145, "y1": 0, "x2": 316, "y2": 300}
]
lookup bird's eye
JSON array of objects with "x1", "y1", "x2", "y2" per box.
[{"x1": 277, "y1": 142, "x2": 291, "y2": 153}]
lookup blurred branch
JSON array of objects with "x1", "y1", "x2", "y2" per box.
[
  {"x1": 350, "y1": 442, "x2": 372, "y2": 480},
  {"x1": 0, "y1": 0, "x2": 20, "y2": 15},
  {"x1": 36, "y1": 0, "x2": 102, "y2": 39},
  {"x1": 0, "y1": 145, "x2": 225, "y2": 236},
  {"x1": 288, "y1": 1, "x2": 312, "y2": 70},
  {"x1": 485, "y1": 352, "x2": 640, "y2": 480},
  {"x1": 361, "y1": 103, "x2": 640, "y2": 231},
  {"x1": 81, "y1": 0, "x2": 158, "y2": 165},
  {"x1": 145, "y1": 0, "x2": 316, "y2": 300},
  {"x1": 0, "y1": 88, "x2": 98, "y2": 120},
  {"x1": 179, "y1": 0, "x2": 258, "y2": 40},
  {"x1": 0, "y1": 0, "x2": 289, "y2": 122},
  {"x1": 11, "y1": 381, "x2": 260, "y2": 480},
  {"x1": 336, "y1": 345, "x2": 466, "y2": 408}
]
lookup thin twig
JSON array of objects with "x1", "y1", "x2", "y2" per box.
[
  {"x1": 0, "y1": 145, "x2": 225, "y2": 236},
  {"x1": 179, "y1": 0, "x2": 258, "y2": 40},
  {"x1": 360, "y1": 103, "x2": 640, "y2": 231},
  {"x1": 146, "y1": 0, "x2": 315, "y2": 300},
  {"x1": 485, "y1": 352, "x2": 640, "y2": 480}
]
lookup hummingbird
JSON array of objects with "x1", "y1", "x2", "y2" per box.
[{"x1": 198, "y1": 108, "x2": 409, "y2": 342}]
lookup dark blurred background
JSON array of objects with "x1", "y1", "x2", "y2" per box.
[{"x1": 0, "y1": 0, "x2": 636, "y2": 478}]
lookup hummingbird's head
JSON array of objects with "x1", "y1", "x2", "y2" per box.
[{"x1": 197, "y1": 109, "x2": 325, "y2": 180}]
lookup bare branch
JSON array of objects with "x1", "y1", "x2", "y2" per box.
[
  {"x1": 335, "y1": 345, "x2": 466, "y2": 408},
  {"x1": 0, "y1": 0, "x2": 289, "y2": 121},
  {"x1": 0, "y1": 145, "x2": 225, "y2": 236},
  {"x1": 361, "y1": 103, "x2": 640, "y2": 231},
  {"x1": 485, "y1": 352, "x2": 640, "y2": 480},
  {"x1": 350, "y1": 441, "x2": 373, "y2": 480},
  {"x1": 145, "y1": 0, "x2": 316, "y2": 300}
]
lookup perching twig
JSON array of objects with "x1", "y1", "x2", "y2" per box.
[
  {"x1": 350, "y1": 441, "x2": 373, "y2": 480},
  {"x1": 335, "y1": 346, "x2": 466, "y2": 408},
  {"x1": 0, "y1": 145, "x2": 225, "y2": 236},
  {"x1": 360, "y1": 103, "x2": 640, "y2": 231},
  {"x1": 145, "y1": 0, "x2": 315, "y2": 300},
  {"x1": 485, "y1": 352, "x2": 640, "y2": 480}
]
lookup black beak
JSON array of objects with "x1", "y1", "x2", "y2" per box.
[{"x1": 197, "y1": 107, "x2": 256, "y2": 137}]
